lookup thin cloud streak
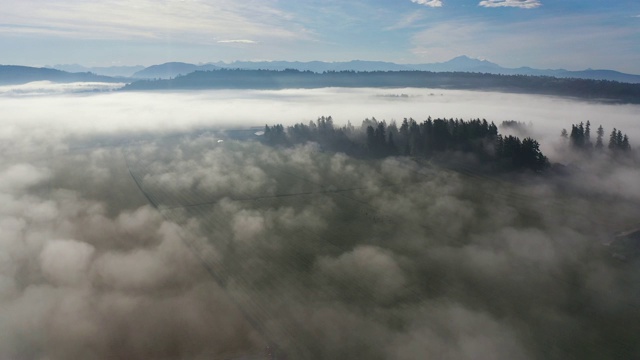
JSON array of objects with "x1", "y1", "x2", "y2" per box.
[
  {"x1": 478, "y1": 0, "x2": 542, "y2": 9},
  {"x1": 0, "y1": 0, "x2": 307, "y2": 43},
  {"x1": 384, "y1": 11, "x2": 426, "y2": 31},
  {"x1": 411, "y1": 0, "x2": 443, "y2": 8},
  {"x1": 218, "y1": 40, "x2": 258, "y2": 44}
]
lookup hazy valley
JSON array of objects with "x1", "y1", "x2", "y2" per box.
[{"x1": 0, "y1": 82, "x2": 639, "y2": 358}]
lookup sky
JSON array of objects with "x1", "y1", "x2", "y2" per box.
[{"x1": 1, "y1": 0, "x2": 639, "y2": 73}]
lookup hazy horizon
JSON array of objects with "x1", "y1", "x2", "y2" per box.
[{"x1": 32, "y1": 56, "x2": 640, "y2": 77}]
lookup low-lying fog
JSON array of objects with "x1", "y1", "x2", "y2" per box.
[
  {"x1": 1, "y1": 84, "x2": 639, "y2": 156},
  {"x1": 1, "y1": 84, "x2": 639, "y2": 359}
]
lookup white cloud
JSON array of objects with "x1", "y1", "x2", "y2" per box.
[
  {"x1": 478, "y1": 0, "x2": 541, "y2": 9},
  {"x1": 0, "y1": 0, "x2": 307, "y2": 43},
  {"x1": 385, "y1": 11, "x2": 425, "y2": 31},
  {"x1": 217, "y1": 39, "x2": 257, "y2": 44},
  {"x1": 411, "y1": 0, "x2": 443, "y2": 8},
  {"x1": 0, "y1": 81, "x2": 125, "y2": 96}
]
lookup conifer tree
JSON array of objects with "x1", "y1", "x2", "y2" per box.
[
  {"x1": 621, "y1": 135, "x2": 631, "y2": 152},
  {"x1": 617, "y1": 130, "x2": 624, "y2": 148},
  {"x1": 609, "y1": 128, "x2": 618, "y2": 150},
  {"x1": 595, "y1": 125, "x2": 604, "y2": 150}
]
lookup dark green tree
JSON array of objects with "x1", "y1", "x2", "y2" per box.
[
  {"x1": 387, "y1": 131, "x2": 397, "y2": 155},
  {"x1": 521, "y1": 137, "x2": 549, "y2": 171},
  {"x1": 621, "y1": 135, "x2": 631, "y2": 152},
  {"x1": 595, "y1": 125, "x2": 604, "y2": 150},
  {"x1": 616, "y1": 130, "x2": 624, "y2": 149},
  {"x1": 570, "y1": 123, "x2": 586, "y2": 149},
  {"x1": 608, "y1": 128, "x2": 618, "y2": 150}
]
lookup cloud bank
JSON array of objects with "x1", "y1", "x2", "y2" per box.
[
  {"x1": 0, "y1": 81, "x2": 125, "y2": 96},
  {"x1": 0, "y1": 88, "x2": 639, "y2": 358}
]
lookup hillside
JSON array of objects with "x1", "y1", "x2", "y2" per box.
[
  {"x1": 0, "y1": 65, "x2": 124, "y2": 85},
  {"x1": 122, "y1": 69, "x2": 640, "y2": 104},
  {"x1": 132, "y1": 62, "x2": 220, "y2": 79}
]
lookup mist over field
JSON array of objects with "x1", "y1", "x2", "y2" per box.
[
  {"x1": 2, "y1": 85, "x2": 640, "y2": 151},
  {"x1": 1, "y1": 86, "x2": 639, "y2": 359}
]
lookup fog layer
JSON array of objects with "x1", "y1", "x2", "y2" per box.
[{"x1": 1, "y1": 88, "x2": 639, "y2": 359}]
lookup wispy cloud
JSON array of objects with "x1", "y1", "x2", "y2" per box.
[
  {"x1": 0, "y1": 0, "x2": 308, "y2": 43},
  {"x1": 478, "y1": 0, "x2": 542, "y2": 9},
  {"x1": 217, "y1": 39, "x2": 257, "y2": 44},
  {"x1": 411, "y1": 0, "x2": 443, "y2": 8},
  {"x1": 385, "y1": 11, "x2": 425, "y2": 31}
]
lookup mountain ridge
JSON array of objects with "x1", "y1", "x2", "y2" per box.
[
  {"x1": 46, "y1": 64, "x2": 144, "y2": 77},
  {"x1": 127, "y1": 56, "x2": 640, "y2": 83},
  {"x1": 4, "y1": 57, "x2": 640, "y2": 87},
  {"x1": 0, "y1": 65, "x2": 126, "y2": 85}
]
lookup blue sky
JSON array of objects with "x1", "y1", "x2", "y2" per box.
[{"x1": 1, "y1": 0, "x2": 639, "y2": 73}]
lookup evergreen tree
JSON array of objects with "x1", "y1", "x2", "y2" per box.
[
  {"x1": 387, "y1": 131, "x2": 397, "y2": 155},
  {"x1": 609, "y1": 128, "x2": 618, "y2": 150},
  {"x1": 488, "y1": 122, "x2": 498, "y2": 137},
  {"x1": 432, "y1": 119, "x2": 449, "y2": 152},
  {"x1": 595, "y1": 125, "x2": 604, "y2": 150},
  {"x1": 621, "y1": 135, "x2": 631, "y2": 152},
  {"x1": 495, "y1": 134, "x2": 504, "y2": 157},
  {"x1": 366, "y1": 125, "x2": 375, "y2": 154},
  {"x1": 569, "y1": 124, "x2": 585, "y2": 149},
  {"x1": 408, "y1": 119, "x2": 421, "y2": 155},
  {"x1": 616, "y1": 130, "x2": 624, "y2": 148},
  {"x1": 423, "y1": 117, "x2": 434, "y2": 155},
  {"x1": 585, "y1": 121, "x2": 592, "y2": 148},
  {"x1": 521, "y1": 137, "x2": 549, "y2": 171}
]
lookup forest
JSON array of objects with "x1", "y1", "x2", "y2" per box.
[
  {"x1": 122, "y1": 69, "x2": 640, "y2": 104},
  {"x1": 262, "y1": 116, "x2": 636, "y2": 176},
  {"x1": 264, "y1": 116, "x2": 547, "y2": 173},
  {"x1": 562, "y1": 120, "x2": 632, "y2": 153}
]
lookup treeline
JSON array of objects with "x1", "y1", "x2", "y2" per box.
[
  {"x1": 121, "y1": 69, "x2": 640, "y2": 104},
  {"x1": 263, "y1": 116, "x2": 549, "y2": 172},
  {"x1": 562, "y1": 121, "x2": 632, "y2": 153}
]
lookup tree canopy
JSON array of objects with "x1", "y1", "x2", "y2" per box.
[{"x1": 263, "y1": 116, "x2": 550, "y2": 172}]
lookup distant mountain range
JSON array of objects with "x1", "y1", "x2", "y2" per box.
[
  {"x1": 2, "y1": 56, "x2": 639, "y2": 89},
  {"x1": 47, "y1": 64, "x2": 145, "y2": 77},
  {"x1": 132, "y1": 62, "x2": 220, "y2": 79},
  {"x1": 43, "y1": 56, "x2": 640, "y2": 84},
  {"x1": 0, "y1": 65, "x2": 125, "y2": 85}
]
